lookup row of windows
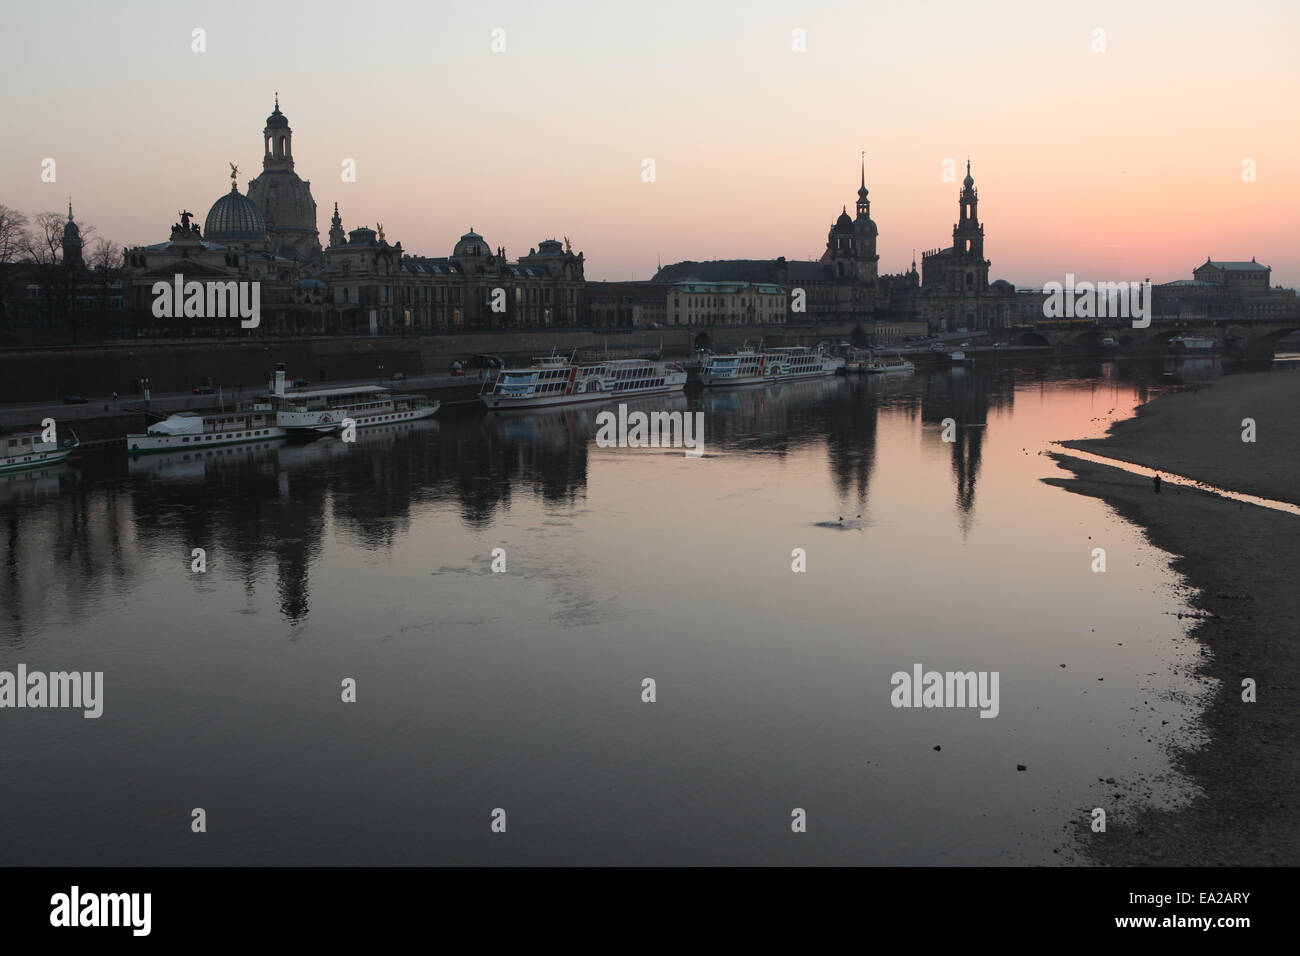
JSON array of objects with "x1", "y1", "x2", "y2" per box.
[
  {"x1": 180, "y1": 429, "x2": 274, "y2": 443},
  {"x1": 615, "y1": 378, "x2": 665, "y2": 390},
  {"x1": 673, "y1": 296, "x2": 784, "y2": 308}
]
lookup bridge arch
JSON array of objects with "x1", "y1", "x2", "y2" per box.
[{"x1": 1012, "y1": 331, "x2": 1050, "y2": 347}]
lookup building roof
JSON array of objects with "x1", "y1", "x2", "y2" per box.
[
  {"x1": 1201, "y1": 259, "x2": 1269, "y2": 272},
  {"x1": 670, "y1": 280, "x2": 784, "y2": 295},
  {"x1": 654, "y1": 259, "x2": 831, "y2": 284},
  {"x1": 204, "y1": 186, "x2": 267, "y2": 242}
]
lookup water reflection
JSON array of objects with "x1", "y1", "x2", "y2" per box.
[
  {"x1": 1, "y1": 360, "x2": 1209, "y2": 634},
  {"x1": 0, "y1": 356, "x2": 1228, "y2": 864}
]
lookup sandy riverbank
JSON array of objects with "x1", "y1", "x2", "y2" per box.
[
  {"x1": 1046, "y1": 371, "x2": 1300, "y2": 865},
  {"x1": 1060, "y1": 368, "x2": 1300, "y2": 506}
]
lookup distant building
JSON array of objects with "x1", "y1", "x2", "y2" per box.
[
  {"x1": 318, "y1": 222, "x2": 586, "y2": 334},
  {"x1": 586, "y1": 281, "x2": 670, "y2": 328},
  {"x1": 655, "y1": 158, "x2": 1014, "y2": 332},
  {"x1": 667, "y1": 280, "x2": 786, "y2": 326},
  {"x1": 1156, "y1": 257, "x2": 1296, "y2": 322}
]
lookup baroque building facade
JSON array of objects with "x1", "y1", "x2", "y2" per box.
[
  {"x1": 654, "y1": 157, "x2": 1014, "y2": 333},
  {"x1": 119, "y1": 99, "x2": 585, "y2": 335}
]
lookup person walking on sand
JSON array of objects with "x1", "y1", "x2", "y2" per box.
[{"x1": 1153, "y1": 473, "x2": 1162, "y2": 494}]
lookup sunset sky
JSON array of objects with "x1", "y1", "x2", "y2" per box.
[{"x1": 2, "y1": 0, "x2": 1296, "y2": 286}]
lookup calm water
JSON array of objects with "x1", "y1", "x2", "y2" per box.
[{"x1": 0, "y1": 358, "x2": 1223, "y2": 865}]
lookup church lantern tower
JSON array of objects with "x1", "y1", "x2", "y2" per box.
[
  {"x1": 853, "y1": 154, "x2": 880, "y2": 285},
  {"x1": 246, "y1": 94, "x2": 322, "y2": 264}
]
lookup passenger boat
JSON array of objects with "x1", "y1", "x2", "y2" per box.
[
  {"x1": 1167, "y1": 334, "x2": 1220, "y2": 354},
  {"x1": 841, "y1": 349, "x2": 873, "y2": 373},
  {"x1": 700, "y1": 347, "x2": 767, "y2": 387},
  {"x1": 863, "y1": 356, "x2": 915, "y2": 374},
  {"x1": 1, "y1": 429, "x2": 79, "y2": 474},
  {"x1": 260, "y1": 364, "x2": 437, "y2": 434},
  {"x1": 480, "y1": 355, "x2": 687, "y2": 409},
  {"x1": 763, "y1": 346, "x2": 844, "y2": 380},
  {"x1": 127, "y1": 406, "x2": 284, "y2": 454},
  {"x1": 274, "y1": 385, "x2": 440, "y2": 434}
]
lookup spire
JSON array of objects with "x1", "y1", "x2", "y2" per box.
[{"x1": 67, "y1": 200, "x2": 73, "y2": 221}]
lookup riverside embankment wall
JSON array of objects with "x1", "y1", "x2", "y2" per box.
[{"x1": 0, "y1": 326, "x2": 851, "y2": 403}]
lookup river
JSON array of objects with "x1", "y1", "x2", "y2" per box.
[{"x1": 0, "y1": 357, "x2": 1241, "y2": 864}]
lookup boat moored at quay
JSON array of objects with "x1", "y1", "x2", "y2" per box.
[
  {"x1": 274, "y1": 385, "x2": 440, "y2": 435},
  {"x1": 480, "y1": 355, "x2": 687, "y2": 410},
  {"x1": 764, "y1": 346, "x2": 844, "y2": 380},
  {"x1": 1167, "y1": 334, "x2": 1220, "y2": 354},
  {"x1": 863, "y1": 356, "x2": 915, "y2": 374},
  {"x1": 126, "y1": 366, "x2": 439, "y2": 450},
  {"x1": 700, "y1": 347, "x2": 767, "y2": 387},
  {"x1": 127, "y1": 407, "x2": 285, "y2": 454},
  {"x1": 700, "y1": 344, "x2": 843, "y2": 387},
  {"x1": 1, "y1": 430, "x2": 79, "y2": 474}
]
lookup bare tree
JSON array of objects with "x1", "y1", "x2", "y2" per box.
[
  {"x1": 23, "y1": 211, "x2": 78, "y2": 340},
  {"x1": 0, "y1": 204, "x2": 30, "y2": 331},
  {"x1": 88, "y1": 237, "x2": 123, "y2": 336}
]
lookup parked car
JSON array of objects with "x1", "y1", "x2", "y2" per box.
[
  {"x1": 62, "y1": 395, "x2": 89, "y2": 405},
  {"x1": 293, "y1": 379, "x2": 310, "y2": 388},
  {"x1": 193, "y1": 385, "x2": 217, "y2": 395},
  {"x1": 930, "y1": 343, "x2": 947, "y2": 352},
  {"x1": 468, "y1": 354, "x2": 505, "y2": 370},
  {"x1": 391, "y1": 372, "x2": 406, "y2": 381}
]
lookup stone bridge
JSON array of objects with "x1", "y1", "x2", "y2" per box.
[{"x1": 1006, "y1": 321, "x2": 1300, "y2": 357}]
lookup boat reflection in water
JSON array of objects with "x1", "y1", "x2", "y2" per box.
[
  {"x1": 0, "y1": 463, "x2": 70, "y2": 506},
  {"x1": 482, "y1": 392, "x2": 691, "y2": 448},
  {"x1": 1161, "y1": 356, "x2": 1223, "y2": 385},
  {"x1": 127, "y1": 418, "x2": 440, "y2": 481}
]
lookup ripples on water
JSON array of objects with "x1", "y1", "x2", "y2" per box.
[{"x1": 0, "y1": 357, "x2": 1225, "y2": 864}]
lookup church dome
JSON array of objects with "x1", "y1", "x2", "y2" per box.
[
  {"x1": 453, "y1": 230, "x2": 489, "y2": 258},
  {"x1": 205, "y1": 186, "x2": 267, "y2": 242},
  {"x1": 834, "y1": 208, "x2": 854, "y2": 233},
  {"x1": 266, "y1": 104, "x2": 289, "y2": 129},
  {"x1": 855, "y1": 217, "x2": 878, "y2": 237},
  {"x1": 534, "y1": 239, "x2": 563, "y2": 256}
]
